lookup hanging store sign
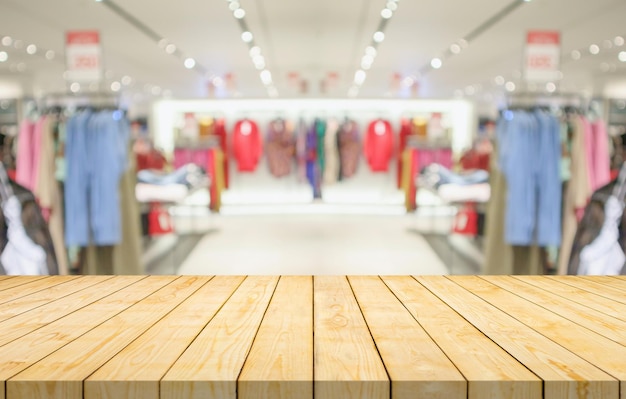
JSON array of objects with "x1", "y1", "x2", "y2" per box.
[
  {"x1": 65, "y1": 31, "x2": 103, "y2": 82},
  {"x1": 524, "y1": 31, "x2": 561, "y2": 82}
]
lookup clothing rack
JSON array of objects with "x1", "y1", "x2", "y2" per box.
[{"x1": 34, "y1": 92, "x2": 122, "y2": 113}]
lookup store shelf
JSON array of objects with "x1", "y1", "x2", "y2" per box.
[{"x1": 0, "y1": 275, "x2": 624, "y2": 399}]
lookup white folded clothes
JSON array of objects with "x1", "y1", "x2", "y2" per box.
[
  {"x1": 135, "y1": 183, "x2": 189, "y2": 203},
  {"x1": 436, "y1": 183, "x2": 491, "y2": 204}
]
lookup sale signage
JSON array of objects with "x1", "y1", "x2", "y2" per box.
[
  {"x1": 65, "y1": 31, "x2": 102, "y2": 82},
  {"x1": 524, "y1": 31, "x2": 560, "y2": 82}
]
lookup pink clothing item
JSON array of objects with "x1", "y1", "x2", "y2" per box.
[
  {"x1": 582, "y1": 117, "x2": 594, "y2": 195},
  {"x1": 31, "y1": 116, "x2": 46, "y2": 197},
  {"x1": 15, "y1": 120, "x2": 36, "y2": 190},
  {"x1": 590, "y1": 120, "x2": 611, "y2": 191}
]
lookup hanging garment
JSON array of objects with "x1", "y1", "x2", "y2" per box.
[
  {"x1": 306, "y1": 123, "x2": 321, "y2": 198},
  {"x1": 323, "y1": 118, "x2": 340, "y2": 184},
  {"x1": 315, "y1": 119, "x2": 326, "y2": 174},
  {"x1": 364, "y1": 119, "x2": 393, "y2": 172},
  {"x1": 15, "y1": 119, "x2": 37, "y2": 191},
  {"x1": 338, "y1": 120, "x2": 360, "y2": 179},
  {"x1": 64, "y1": 110, "x2": 129, "y2": 247},
  {"x1": 296, "y1": 119, "x2": 307, "y2": 183},
  {"x1": 578, "y1": 196, "x2": 625, "y2": 275},
  {"x1": 0, "y1": 163, "x2": 58, "y2": 275},
  {"x1": 397, "y1": 118, "x2": 414, "y2": 188},
  {"x1": 233, "y1": 119, "x2": 262, "y2": 172},
  {"x1": 497, "y1": 110, "x2": 561, "y2": 247},
  {"x1": 266, "y1": 118, "x2": 295, "y2": 178},
  {"x1": 214, "y1": 118, "x2": 229, "y2": 188}
]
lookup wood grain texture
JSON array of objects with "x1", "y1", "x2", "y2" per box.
[
  {"x1": 552, "y1": 276, "x2": 626, "y2": 305},
  {"x1": 84, "y1": 276, "x2": 244, "y2": 399},
  {"x1": 238, "y1": 276, "x2": 313, "y2": 399},
  {"x1": 0, "y1": 276, "x2": 45, "y2": 292},
  {"x1": 516, "y1": 276, "x2": 626, "y2": 322},
  {"x1": 348, "y1": 276, "x2": 466, "y2": 399},
  {"x1": 0, "y1": 276, "x2": 117, "y2": 345},
  {"x1": 0, "y1": 276, "x2": 112, "y2": 324},
  {"x1": 8, "y1": 276, "x2": 206, "y2": 399},
  {"x1": 417, "y1": 276, "x2": 619, "y2": 399},
  {"x1": 313, "y1": 276, "x2": 389, "y2": 399},
  {"x1": 482, "y1": 276, "x2": 626, "y2": 345},
  {"x1": 161, "y1": 276, "x2": 279, "y2": 399},
  {"x1": 0, "y1": 276, "x2": 73, "y2": 305},
  {"x1": 0, "y1": 276, "x2": 162, "y2": 399},
  {"x1": 381, "y1": 276, "x2": 541, "y2": 399},
  {"x1": 584, "y1": 276, "x2": 626, "y2": 292},
  {"x1": 452, "y1": 276, "x2": 626, "y2": 398}
]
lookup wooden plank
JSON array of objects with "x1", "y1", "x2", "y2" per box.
[
  {"x1": 0, "y1": 276, "x2": 67, "y2": 304},
  {"x1": 381, "y1": 276, "x2": 542, "y2": 399},
  {"x1": 0, "y1": 275, "x2": 164, "y2": 399},
  {"x1": 348, "y1": 276, "x2": 466, "y2": 399},
  {"x1": 482, "y1": 276, "x2": 626, "y2": 345},
  {"x1": 515, "y1": 276, "x2": 626, "y2": 322},
  {"x1": 552, "y1": 276, "x2": 626, "y2": 305},
  {"x1": 313, "y1": 276, "x2": 389, "y2": 399},
  {"x1": 585, "y1": 276, "x2": 626, "y2": 292},
  {"x1": 161, "y1": 276, "x2": 279, "y2": 399},
  {"x1": 238, "y1": 276, "x2": 313, "y2": 399},
  {"x1": 416, "y1": 276, "x2": 619, "y2": 399},
  {"x1": 84, "y1": 276, "x2": 244, "y2": 399},
  {"x1": 0, "y1": 276, "x2": 44, "y2": 292},
  {"x1": 0, "y1": 276, "x2": 132, "y2": 347},
  {"x1": 0, "y1": 276, "x2": 113, "y2": 325},
  {"x1": 8, "y1": 276, "x2": 208, "y2": 399},
  {"x1": 452, "y1": 276, "x2": 626, "y2": 399}
]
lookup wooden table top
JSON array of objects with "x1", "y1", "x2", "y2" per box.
[{"x1": 0, "y1": 275, "x2": 624, "y2": 399}]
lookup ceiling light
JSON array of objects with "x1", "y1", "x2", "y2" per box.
[
  {"x1": 615, "y1": 36, "x2": 625, "y2": 47},
  {"x1": 381, "y1": 8, "x2": 392, "y2": 18},
  {"x1": 1, "y1": 36, "x2": 12, "y2": 46},
  {"x1": 430, "y1": 58, "x2": 442, "y2": 69},
  {"x1": 260, "y1": 70, "x2": 272, "y2": 85},
  {"x1": 184, "y1": 58, "x2": 196, "y2": 69},
  {"x1": 589, "y1": 44, "x2": 600, "y2": 55},
  {"x1": 361, "y1": 59, "x2": 373, "y2": 70},
  {"x1": 450, "y1": 43, "x2": 461, "y2": 54},
  {"x1": 121, "y1": 75, "x2": 132, "y2": 85},
  {"x1": 571, "y1": 50, "x2": 581, "y2": 60},
  {"x1": 26, "y1": 44, "x2": 37, "y2": 55},
  {"x1": 619, "y1": 51, "x2": 626, "y2": 62},
  {"x1": 523, "y1": 0, "x2": 532, "y2": 2},
  {"x1": 241, "y1": 31, "x2": 253, "y2": 43},
  {"x1": 365, "y1": 46, "x2": 377, "y2": 57},
  {"x1": 45, "y1": 50, "x2": 55, "y2": 60},
  {"x1": 253, "y1": 55, "x2": 265, "y2": 69},
  {"x1": 386, "y1": 1, "x2": 398, "y2": 11},
  {"x1": 70, "y1": 82, "x2": 80, "y2": 93},
  {"x1": 362, "y1": 54, "x2": 374, "y2": 66},
  {"x1": 165, "y1": 44, "x2": 176, "y2": 54},
  {"x1": 229, "y1": 1, "x2": 240, "y2": 11},
  {"x1": 249, "y1": 46, "x2": 261, "y2": 57},
  {"x1": 0, "y1": 52, "x2": 7, "y2": 62},
  {"x1": 505, "y1": 81, "x2": 516, "y2": 92},
  {"x1": 354, "y1": 69, "x2": 366, "y2": 85},
  {"x1": 234, "y1": 8, "x2": 246, "y2": 19},
  {"x1": 546, "y1": 82, "x2": 556, "y2": 93},
  {"x1": 373, "y1": 31, "x2": 385, "y2": 43},
  {"x1": 110, "y1": 81, "x2": 121, "y2": 92},
  {"x1": 494, "y1": 75, "x2": 505, "y2": 85}
]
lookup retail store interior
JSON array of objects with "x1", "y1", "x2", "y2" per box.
[{"x1": 1, "y1": 0, "x2": 626, "y2": 276}]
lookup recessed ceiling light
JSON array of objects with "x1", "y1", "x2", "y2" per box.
[
  {"x1": 373, "y1": 31, "x2": 385, "y2": 43},
  {"x1": 121, "y1": 75, "x2": 132, "y2": 85},
  {"x1": 184, "y1": 58, "x2": 196, "y2": 69},
  {"x1": 386, "y1": 1, "x2": 398, "y2": 11},
  {"x1": 229, "y1": 1, "x2": 240, "y2": 11},
  {"x1": 1, "y1": 36, "x2": 12, "y2": 46},
  {"x1": 505, "y1": 81, "x2": 516, "y2": 92},
  {"x1": 430, "y1": 58, "x2": 442, "y2": 69},
  {"x1": 234, "y1": 8, "x2": 245, "y2": 18},
  {"x1": 26, "y1": 44, "x2": 37, "y2": 54},
  {"x1": 241, "y1": 31, "x2": 253, "y2": 43},
  {"x1": 45, "y1": 50, "x2": 55, "y2": 60},
  {"x1": 249, "y1": 46, "x2": 261, "y2": 57},
  {"x1": 571, "y1": 50, "x2": 581, "y2": 60},
  {"x1": 381, "y1": 8, "x2": 392, "y2": 19},
  {"x1": 354, "y1": 69, "x2": 366, "y2": 85},
  {"x1": 70, "y1": 82, "x2": 80, "y2": 93},
  {"x1": 260, "y1": 70, "x2": 272, "y2": 85},
  {"x1": 158, "y1": 39, "x2": 168, "y2": 48},
  {"x1": 589, "y1": 44, "x2": 600, "y2": 55},
  {"x1": 450, "y1": 43, "x2": 461, "y2": 54},
  {"x1": 0, "y1": 52, "x2": 7, "y2": 62},
  {"x1": 365, "y1": 46, "x2": 377, "y2": 57},
  {"x1": 165, "y1": 44, "x2": 176, "y2": 54},
  {"x1": 546, "y1": 82, "x2": 556, "y2": 92},
  {"x1": 619, "y1": 51, "x2": 626, "y2": 62},
  {"x1": 16, "y1": 62, "x2": 26, "y2": 72},
  {"x1": 110, "y1": 81, "x2": 121, "y2": 92},
  {"x1": 494, "y1": 75, "x2": 505, "y2": 85},
  {"x1": 615, "y1": 36, "x2": 625, "y2": 47}
]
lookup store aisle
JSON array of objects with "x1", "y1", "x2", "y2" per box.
[{"x1": 177, "y1": 214, "x2": 449, "y2": 275}]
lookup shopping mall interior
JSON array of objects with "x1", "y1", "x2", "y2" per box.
[{"x1": 1, "y1": 0, "x2": 626, "y2": 276}]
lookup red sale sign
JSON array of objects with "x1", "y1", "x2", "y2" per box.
[
  {"x1": 65, "y1": 31, "x2": 103, "y2": 82},
  {"x1": 524, "y1": 31, "x2": 560, "y2": 82}
]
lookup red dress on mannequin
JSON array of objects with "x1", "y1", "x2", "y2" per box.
[
  {"x1": 364, "y1": 119, "x2": 394, "y2": 172},
  {"x1": 233, "y1": 119, "x2": 262, "y2": 172}
]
